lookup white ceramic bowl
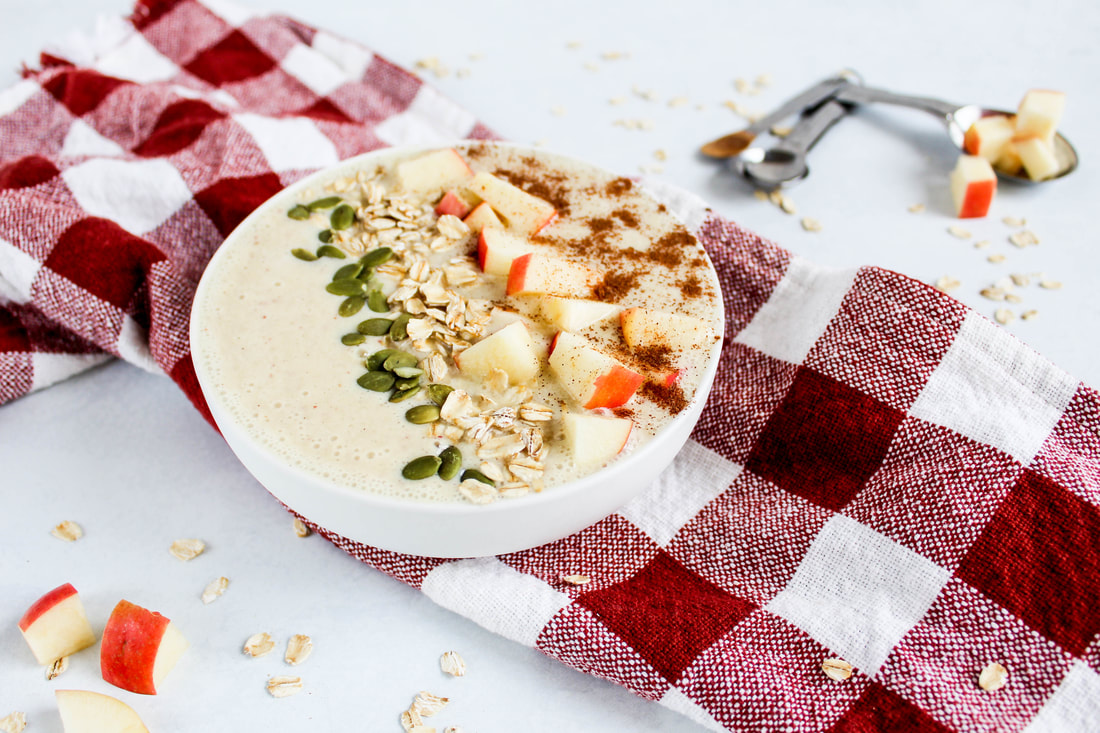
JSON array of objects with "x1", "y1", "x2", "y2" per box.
[{"x1": 191, "y1": 143, "x2": 723, "y2": 558}]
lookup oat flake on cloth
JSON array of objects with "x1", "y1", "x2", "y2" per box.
[{"x1": 1, "y1": 1, "x2": 1099, "y2": 730}]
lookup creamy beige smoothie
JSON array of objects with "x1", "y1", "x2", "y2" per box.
[{"x1": 192, "y1": 144, "x2": 722, "y2": 504}]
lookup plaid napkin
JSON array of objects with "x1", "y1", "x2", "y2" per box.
[{"x1": 3, "y1": 1, "x2": 1099, "y2": 730}]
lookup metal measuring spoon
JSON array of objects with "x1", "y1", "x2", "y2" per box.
[
  {"x1": 834, "y1": 84, "x2": 1078, "y2": 182},
  {"x1": 734, "y1": 99, "x2": 851, "y2": 190}
]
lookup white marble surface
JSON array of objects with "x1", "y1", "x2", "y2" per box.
[{"x1": 3, "y1": 1, "x2": 1099, "y2": 731}]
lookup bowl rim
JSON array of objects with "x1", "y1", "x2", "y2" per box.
[{"x1": 190, "y1": 141, "x2": 726, "y2": 518}]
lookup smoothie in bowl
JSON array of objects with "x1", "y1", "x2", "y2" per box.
[{"x1": 191, "y1": 142, "x2": 723, "y2": 556}]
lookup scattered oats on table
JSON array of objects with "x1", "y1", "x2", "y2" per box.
[
  {"x1": 266, "y1": 675, "x2": 303, "y2": 698},
  {"x1": 583, "y1": 62, "x2": 599, "y2": 71},
  {"x1": 562, "y1": 573, "x2": 591, "y2": 585},
  {"x1": 1021, "y1": 309, "x2": 1039, "y2": 321},
  {"x1": 1010, "y1": 273, "x2": 1031, "y2": 287},
  {"x1": 46, "y1": 656, "x2": 69, "y2": 680},
  {"x1": 1039, "y1": 278, "x2": 1063, "y2": 290},
  {"x1": 667, "y1": 96, "x2": 689, "y2": 108},
  {"x1": 778, "y1": 193, "x2": 797, "y2": 215},
  {"x1": 1002, "y1": 215, "x2": 1027, "y2": 228},
  {"x1": 753, "y1": 190, "x2": 769, "y2": 202},
  {"x1": 565, "y1": 41, "x2": 581, "y2": 49},
  {"x1": 994, "y1": 308, "x2": 1015, "y2": 325},
  {"x1": 601, "y1": 50, "x2": 627, "y2": 60},
  {"x1": 770, "y1": 124, "x2": 793, "y2": 138},
  {"x1": 987, "y1": 253, "x2": 1006, "y2": 264},
  {"x1": 243, "y1": 632, "x2": 275, "y2": 658},
  {"x1": 978, "y1": 662, "x2": 1008, "y2": 691},
  {"x1": 974, "y1": 239, "x2": 991, "y2": 249},
  {"x1": 51, "y1": 520, "x2": 82, "y2": 542},
  {"x1": 653, "y1": 148, "x2": 668, "y2": 162},
  {"x1": 907, "y1": 203, "x2": 926, "y2": 213},
  {"x1": 412, "y1": 691, "x2": 450, "y2": 717},
  {"x1": 285, "y1": 634, "x2": 313, "y2": 666},
  {"x1": 1009, "y1": 230, "x2": 1039, "y2": 247},
  {"x1": 1004, "y1": 293, "x2": 1023, "y2": 304},
  {"x1": 980, "y1": 287, "x2": 1006, "y2": 301},
  {"x1": 550, "y1": 105, "x2": 566, "y2": 117},
  {"x1": 440, "y1": 650, "x2": 467, "y2": 677},
  {"x1": 608, "y1": 96, "x2": 626, "y2": 106},
  {"x1": 821, "y1": 658, "x2": 853, "y2": 681},
  {"x1": 0, "y1": 712, "x2": 26, "y2": 733},
  {"x1": 201, "y1": 576, "x2": 229, "y2": 604},
  {"x1": 468, "y1": 52, "x2": 483, "y2": 61},
  {"x1": 947, "y1": 225, "x2": 971, "y2": 239},
  {"x1": 801, "y1": 217, "x2": 822, "y2": 232},
  {"x1": 455, "y1": 68, "x2": 470, "y2": 79},
  {"x1": 443, "y1": 727, "x2": 465, "y2": 733},
  {"x1": 293, "y1": 518, "x2": 311, "y2": 537},
  {"x1": 169, "y1": 538, "x2": 206, "y2": 561},
  {"x1": 400, "y1": 708, "x2": 423, "y2": 732},
  {"x1": 934, "y1": 276, "x2": 961, "y2": 293}
]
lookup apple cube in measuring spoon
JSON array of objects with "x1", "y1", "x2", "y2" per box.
[
  {"x1": 963, "y1": 115, "x2": 1014, "y2": 163},
  {"x1": 1014, "y1": 136, "x2": 1060, "y2": 181},
  {"x1": 18, "y1": 583, "x2": 97, "y2": 664},
  {"x1": 1015, "y1": 89, "x2": 1065, "y2": 140}
]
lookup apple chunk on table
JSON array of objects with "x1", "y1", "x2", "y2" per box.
[
  {"x1": 563, "y1": 412, "x2": 633, "y2": 468},
  {"x1": 466, "y1": 171, "x2": 557, "y2": 235},
  {"x1": 478, "y1": 226, "x2": 538, "y2": 276},
  {"x1": 950, "y1": 155, "x2": 997, "y2": 219},
  {"x1": 56, "y1": 690, "x2": 150, "y2": 733},
  {"x1": 19, "y1": 583, "x2": 97, "y2": 664},
  {"x1": 508, "y1": 254, "x2": 597, "y2": 297},
  {"x1": 549, "y1": 331, "x2": 643, "y2": 409},
  {"x1": 395, "y1": 148, "x2": 473, "y2": 192},
  {"x1": 100, "y1": 599, "x2": 189, "y2": 695},
  {"x1": 454, "y1": 321, "x2": 540, "y2": 385}
]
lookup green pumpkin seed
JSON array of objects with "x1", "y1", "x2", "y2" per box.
[
  {"x1": 338, "y1": 295, "x2": 365, "y2": 317},
  {"x1": 461, "y1": 468, "x2": 494, "y2": 486},
  {"x1": 357, "y1": 318, "x2": 393, "y2": 336},
  {"x1": 318, "y1": 229, "x2": 334, "y2": 244},
  {"x1": 367, "y1": 289, "x2": 389, "y2": 313},
  {"x1": 341, "y1": 332, "x2": 366, "y2": 346},
  {"x1": 307, "y1": 195, "x2": 342, "y2": 211},
  {"x1": 438, "y1": 446, "x2": 462, "y2": 480},
  {"x1": 316, "y1": 245, "x2": 346, "y2": 259},
  {"x1": 356, "y1": 371, "x2": 394, "y2": 392},
  {"x1": 427, "y1": 384, "x2": 454, "y2": 406},
  {"x1": 383, "y1": 351, "x2": 417, "y2": 371},
  {"x1": 402, "y1": 455, "x2": 442, "y2": 480},
  {"x1": 405, "y1": 404, "x2": 441, "y2": 424},
  {"x1": 334, "y1": 262, "x2": 364, "y2": 281},
  {"x1": 366, "y1": 349, "x2": 398, "y2": 371},
  {"x1": 392, "y1": 366, "x2": 423, "y2": 379},
  {"x1": 291, "y1": 248, "x2": 318, "y2": 261},
  {"x1": 390, "y1": 313, "x2": 412, "y2": 341},
  {"x1": 394, "y1": 375, "x2": 420, "y2": 390},
  {"x1": 389, "y1": 384, "x2": 422, "y2": 403},
  {"x1": 326, "y1": 279, "x2": 367, "y2": 297},
  {"x1": 330, "y1": 203, "x2": 355, "y2": 230},
  {"x1": 360, "y1": 247, "x2": 394, "y2": 268},
  {"x1": 287, "y1": 205, "x2": 311, "y2": 220}
]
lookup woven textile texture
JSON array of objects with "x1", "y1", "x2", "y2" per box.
[{"x1": 1, "y1": 1, "x2": 1098, "y2": 730}]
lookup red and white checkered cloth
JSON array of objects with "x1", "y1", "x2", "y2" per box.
[{"x1": 2, "y1": 1, "x2": 1099, "y2": 730}]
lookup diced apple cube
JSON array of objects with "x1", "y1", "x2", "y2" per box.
[
  {"x1": 100, "y1": 600, "x2": 189, "y2": 695},
  {"x1": 462, "y1": 202, "x2": 503, "y2": 233},
  {"x1": 538, "y1": 296, "x2": 620, "y2": 331},
  {"x1": 435, "y1": 189, "x2": 473, "y2": 218},
  {"x1": 620, "y1": 307, "x2": 715, "y2": 354},
  {"x1": 465, "y1": 171, "x2": 557, "y2": 235},
  {"x1": 950, "y1": 155, "x2": 997, "y2": 219},
  {"x1": 55, "y1": 690, "x2": 150, "y2": 733},
  {"x1": 507, "y1": 254, "x2": 597, "y2": 297},
  {"x1": 1014, "y1": 136, "x2": 1060, "y2": 181},
  {"x1": 562, "y1": 412, "x2": 633, "y2": 468},
  {"x1": 395, "y1": 149, "x2": 473, "y2": 192},
  {"x1": 478, "y1": 227, "x2": 538, "y2": 276},
  {"x1": 963, "y1": 115, "x2": 1015, "y2": 163},
  {"x1": 548, "y1": 331, "x2": 643, "y2": 409},
  {"x1": 454, "y1": 321, "x2": 540, "y2": 385},
  {"x1": 1016, "y1": 89, "x2": 1065, "y2": 140},
  {"x1": 995, "y1": 141, "x2": 1024, "y2": 176},
  {"x1": 18, "y1": 583, "x2": 97, "y2": 665}
]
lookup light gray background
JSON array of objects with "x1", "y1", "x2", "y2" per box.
[{"x1": 3, "y1": 1, "x2": 1098, "y2": 731}]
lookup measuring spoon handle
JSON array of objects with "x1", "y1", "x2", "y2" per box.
[{"x1": 835, "y1": 84, "x2": 960, "y2": 120}]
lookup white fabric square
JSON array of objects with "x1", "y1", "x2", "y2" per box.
[
  {"x1": 31, "y1": 352, "x2": 112, "y2": 391},
  {"x1": 617, "y1": 440, "x2": 741, "y2": 546},
  {"x1": 733, "y1": 257, "x2": 857, "y2": 365},
  {"x1": 374, "y1": 85, "x2": 478, "y2": 146},
  {"x1": 60, "y1": 119, "x2": 126, "y2": 158},
  {"x1": 202, "y1": 0, "x2": 257, "y2": 26},
  {"x1": 62, "y1": 158, "x2": 193, "y2": 236},
  {"x1": 767, "y1": 514, "x2": 949, "y2": 675},
  {"x1": 117, "y1": 316, "x2": 161, "y2": 374},
  {"x1": 421, "y1": 557, "x2": 570, "y2": 647},
  {"x1": 280, "y1": 43, "x2": 347, "y2": 97},
  {"x1": 93, "y1": 32, "x2": 179, "y2": 84},
  {"x1": 658, "y1": 687, "x2": 727, "y2": 733},
  {"x1": 233, "y1": 113, "x2": 339, "y2": 171},
  {"x1": 0, "y1": 79, "x2": 39, "y2": 116},
  {"x1": 311, "y1": 31, "x2": 374, "y2": 81},
  {"x1": 909, "y1": 311, "x2": 1077, "y2": 465},
  {"x1": 1024, "y1": 661, "x2": 1100, "y2": 732},
  {"x1": 43, "y1": 15, "x2": 133, "y2": 68},
  {"x1": 0, "y1": 238, "x2": 41, "y2": 304},
  {"x1": 171, "y1": 85, "x2": 238, "y2": 109}
]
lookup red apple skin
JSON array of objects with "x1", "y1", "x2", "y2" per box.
[
  {"x1": 101, "y1": 600, "x2": 171, "y2": 695},
  {"x1": 585, "y1": 365, "x2": 644, "y2": 409},
  {"x1": 19, "y1": 583, "x2": 78, "y2": 630},
  {"x1": 476, "y1": 229, "x2": 491, "y2": 271},
  {"x1": 548, "y1": 332, "x2": 560, "y2": 356},
  {"x1": 436, "y1": 190, "x2": 471, "y2": 219},
  {"x1": 531, "y1": 210, "x2": 558, "y2": 236},
  {"x1": 958, "y1": 180, "x2": 996, "y2": 219},
  {"x1": 506, "y1": 253, "x2": 533, "y2": 296}
]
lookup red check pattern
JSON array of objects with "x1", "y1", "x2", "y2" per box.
[{"x1": 2, "y1": 2, "x2": 1099, "y2": 730}]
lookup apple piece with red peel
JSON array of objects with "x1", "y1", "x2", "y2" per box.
[
  {"x1": 620, "y1": 307, "x2": 715, "y2": 353},
  {"x1": 454, "y1": 321, "x2": 540, "y2": 385},
  {"x1": 435, "y1": 190, "x2": 473, "y2": 219},
  {"x1": 18, "y1": 583, "x2": 96, "y2": 665},
  {"x1": 478, "y1": 227, "x2": 538, "y2": 276},
  {"x1": 949, "y1": 155, "x2": 997, "y2": 219},
  {"x1": 1016, "y1": 89, "x2": 1065, "y2": 140},
  {"x1": 462, "y1": 202, "x2": 503, "y2": 233},
  {"x1": 538, "y1": 296, "x2": 620, "y2": 331},
  {"x1": 56, "y1": 690, "x2": 150, "y2": 733},
  {"x1": 394, "y1": 148, "x2": 473, "y2": 193},
  {"x1": 963, "y1": 115, "x2": 1014, "y2": 163},
  {"x1": 548, "y1": 331, "x2": 644, "y2": 409},
  {"x1": 507, "y1": 254, "x2": 597, "y2": 297},
  {"x1": 465, "y1": 171, "x2": 557, "y2": 235},
  {"x1": 562, "y1": 412, "x2": 633, "y2": 467},
  {"x1": 1014, "y1": 136, "x2": 1060, "y2": 181},
  {"x1": 100, "y1": 600, "x2": 189, "y2": 695}
]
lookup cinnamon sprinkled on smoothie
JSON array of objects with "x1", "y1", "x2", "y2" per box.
[
  {"x1": 606, "y1": 177, "x2": 633, "y2": 196},
  {"x1": 679, "y1": 274, "x2": 703, "y2": 298},
  {"x1": 641, "y1": 380, "x2": 688, "y2": 414},
  {"x1": 612, "y1": 208, "x2": 639, "y2": 227},
  {"x1": 593, "y1": 271, "x2": 639, "y2": 301},
  {"x1": 494, "y1": 167, "x2": 571, "y2": 213}
]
